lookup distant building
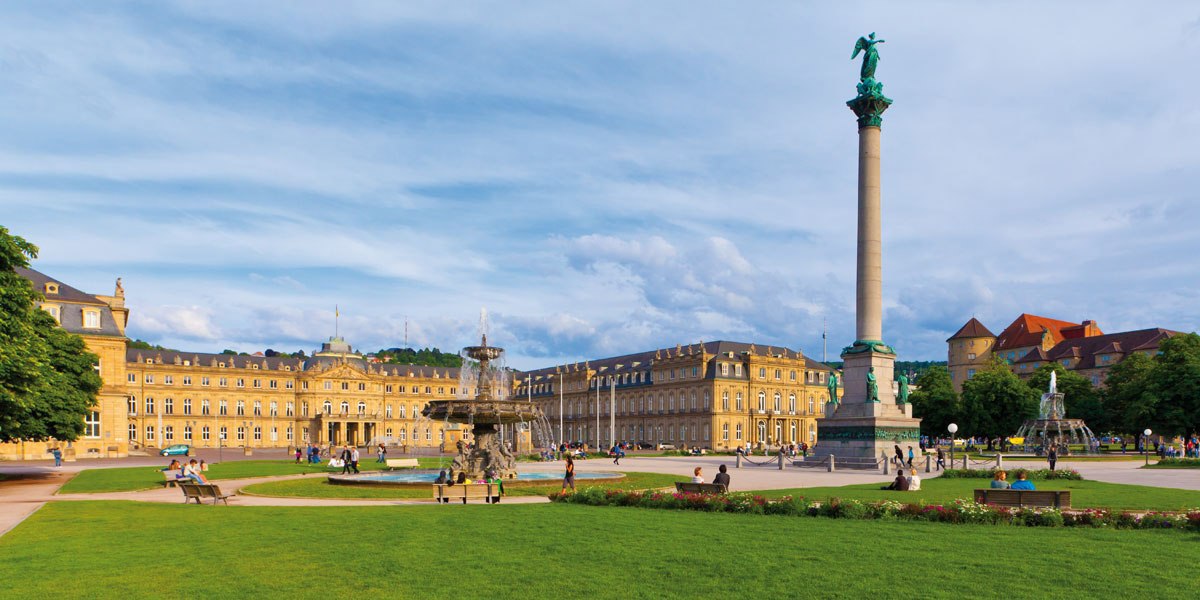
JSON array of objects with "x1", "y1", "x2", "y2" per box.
[
  {"x1": 518, "y1": 342, "x2": 836, "y2": 451},
  {"x1": 947, "y1": 313, "x2": 1178, "y2": 392}
]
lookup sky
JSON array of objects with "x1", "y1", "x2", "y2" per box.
[{"x1": 1, "y1": 2, "x2": 1198, "y2": 370}]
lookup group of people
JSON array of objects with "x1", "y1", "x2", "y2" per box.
[
  {"x1": 990, "y1": 470, "x2": 1035, "y2": 490},
  {"x1": 686, "y1": 465, "x2": 731, "y2": 489},
  {"x1": 433, "y1": 468, "x2": 506, "y2": 503},
  {"x1": 164, "y1": 458, "x2": 210, "y2": 484},
  {"x1": 881, "y1": 469, "x2": 922, "y2": 491}
]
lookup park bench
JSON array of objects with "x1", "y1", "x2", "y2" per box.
[
  {"x1": 180, "y1": 482, "x2": 233, "y2": 505},
  {"x1": 162, "y1": 471, "x2": 188, "y2": 487},
  {"x1": 432, "y1": 483, "x2": 497, "y2": 504},
  {"x1": 674, "y1": 482, "x2": 728, "y2": 494},
  {"x1": 973, "y1": 488, "x2": 1071, "y2": 509},
  {"x1": 384, "y1": 458, "x2": 420, "y2": 470}
]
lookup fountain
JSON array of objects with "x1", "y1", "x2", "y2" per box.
[{"x1": 1013, "y1": 371, "x2": 1099, "y2": 455}]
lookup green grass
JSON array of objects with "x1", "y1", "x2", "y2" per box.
[
  {"x1": 0, "y1": 501, "x2": 1193, "y2": 598},
  {"x1": 755, "y1": 477, "x2": 1200, "y2": 511},
  {"x1": 57, "y1": 459, "x2": 447, "y2": 494},
  {"x1": 1146, "y1": 458, "x2": 1200, "y2": 469},
  {"x1": 242, "y1": 471, "x2": 686, "y2": 499}
]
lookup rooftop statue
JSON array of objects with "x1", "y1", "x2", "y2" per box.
[{"x1": 851, "y1": 32, "x2": 885, "y2": 81}]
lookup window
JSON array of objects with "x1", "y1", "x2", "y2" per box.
[
  {"x1": 201, "y1": 376, "x2": 210, "y2": 386},
  {"x1": 128, "y1": 373, "x2": 136, "y2": 383},
  {"x1": 286, "y1": 427, "x2": 292, "y2": 441},
  {"x1": 759, "y1": 367, "x2": 766, "y2": 378},
  {"x1": 399, "y1": 404, "x2": 406, "y2": 418},
  {"x1": 736, "y1": 392, "x2": 743, "y2": 411},
  {"x1": 202, "y1": 426, "x2": 210, "y2": 441},
  {"x1": 159, "y1": 397, "x2": 172, "y2": 415},
  {"x1": 145, "y1": 397, "x2": 155, "y2": 414},
  {"x1": 145, "y1": 374, "x2": 154, "y2": 384},
  {"x1": 219, "y1": 377, "x2": 227, "y2": 387},
  {"x1": 340, "y1": 401, "x2": 350, "y2": 414},
  {"x1": 703, "y1": 391, "x2": 710, "y2": 410},
  {"x1": 269, "y1": 380, "x2": 277, "y2": 389},
  {"x1": 236, "y1": 378, "x2": 245, "y2": 388},
  {"x1": 219, "y1": 400, "x2": 228, "y2": 416},
  {"x1": 302, "y1": 401, "x2": 309, "y2": 417},
  {"x1": 129, "y1": 423, "x2": 137, "y2": 441},
  {"x1": 236, "y1": 400, "x2": 245, "y2": 416},
  {"x1": 183, "y1": 398, "x2": 192, "y2": 415},
  {"x1": 722, "y1": 423, "x2": 729, "y2": 441},
  {"x1": 219, "y1": 427, "x2": 227, "y2": 441},
  {"x1": 358, "y1": 383, "x2": 366, "y2": 391},
  {"x1": 236, "y1": 427, "x2": 245, "y2": 441},
  {"x1": 809, "y1": 396, "x2": 815, "y2": 414},
  {"x1": 735, "y1": 423, "x2": 743, "y2": 440},
  {"x1": 183, "y1": 425, "x2": 193, "y2": 441},
  {"x1": 254, "y1": 427, "x2": 262, "y2": 441},
  {"x1": 83, "y1": 310, "x2": 100, "y2": 329},
  {"x1": 127, "y1": 397, "x2": 137, "y2": 415},
  {"x1": 1092, "y1": 375, "x2": 1100, "y2": 385},
  {"x1": 722, "y1": 391, "x2": 729, "y2": 411},
  {"x1": 164, "y1": 426, "x2": 174, "y2": 441},
  {"x1": 182, "y1": 376, "x2": 191, "y2": 386},
  {"x1": 253, "y1": 400, "x2": 262, "y2": 416},
  {"x1": 341, "y1": 382, "x2": 349, "y2": 391},
  {"x1": 773, "y1": 392, "x2": 781, "y2": 412},
  {"x1": 735, "y1": 364, "x2": 743, "y2": 377},
  {"x1": 84, "y1": 411, "x2": 100, "y2": 438},
  {"x1": 774, "y1": 369, "x2": 781, "y2": 380},
  {"x1": 386, "y1": 404, "x2": 393, "y2": 418},
  {"x1": 789, "y1": 394, "x2": 796, "y2": 413},
  {"x1": 757, "y1": 391, "x2": 766, "y2": 412},
  {"x1": 967, "y1": 353, "x2": 976, "y2": 360},
  {"x1": 286, "y1": 402, "x2": 294, "y2": 416},
  {"x1": 790, "y1": 370, "x2": 797, "y2": 381},
  {"x1": 285, "y1": 380, "x2": 293, "y2": 389},
  {"x1": 324, "y1": 381, "x2": 333, "y2": 390},
  {"x1": 1060, "y1": 360, "x2": 1070, "y2": 366},
  {"x1": 967, "y1": 369, "x2": 976, "y2": 379},
  {"x1": 146, "y1": 425, "x2": 155, "y2": 441},
  {"x1": 164, "y1": 375, "x2": 174, "y2": 385},
  {"x1": 323, "y1": 401, "x2": 332, "y2": 415},
  {"x1": 357, "y1": 402, "x2": 366, "y2": 414},
  {"x1": 252, "y1": 379, "x2": 261, "y2": 389}
]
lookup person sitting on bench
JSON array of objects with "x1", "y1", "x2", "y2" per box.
[
  {"x1": 183, "y1": 459, "x2": 208, "y2": 484},
  {"x1": 1009, "y1": 471, "x2": 1035, "y2": 490},
  {"x1": 882, "y1": 470, "x2": 909, "y2": 491}
]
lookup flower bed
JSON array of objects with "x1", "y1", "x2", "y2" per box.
[
  {"x1": 939, "y1": 468, "x2": 1083, "y2": 480},
  {"x1": 547, "y1": 488, "x2": 1200, "y2": 532}
]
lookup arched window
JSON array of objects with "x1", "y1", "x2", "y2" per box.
[
  {"x1": 809, "y1": 396, "x2": 815, "y2": 414},
  {"x1": 735, "y1": 392, "x2": 743, "y2": 411},
  {"x1": 789, "y1": 394, "x2": 796, "y2": 413},
  {"x1": 757, "y1": 421, "x2": 766, "y2": 443},
  {"x1": 773, "y1": 392, "x2": 781, "y2": 412},
  {"x1": 323, "y1": 401, "x2": 332, "y2": 415},
  {"x1": 758, "y1": 391, "x2": 766, "y2": 412},
  {"x1": 357, "y1": 401, "x2": 366, "y2": 414},
  {"x1": 690, "y1": 391, "x2": 697, "y2": 411},
  {"x1": 340, "y1": 401, "x2": 350, "y2": 414}
]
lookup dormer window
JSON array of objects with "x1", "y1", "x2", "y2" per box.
[
  {"x1": 44, "y1": 283, "x2": 59, "y2": 295},
  {"x1": 83, "y1": 309, "x2": 101, "y2": 329}
]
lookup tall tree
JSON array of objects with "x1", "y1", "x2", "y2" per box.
[
  {"x1": 960, "y1": 358, "x2": 1039, "y2": 437},
  {"x1": 1102, "y1": 351, "x2": 1158, "y2": 436},
  {"x1": 909, "y1": 366, "x2": 959, "y2": 436},
  {"x1": 0, "y1": 227, "x2": 102, "y2": 442},
  {"x1": 1027, "y1": 363, "x2": 1106, "y2": 432},
  {"x1": 1148, "y1": 333, "x2": 1200, "y2": 436}
]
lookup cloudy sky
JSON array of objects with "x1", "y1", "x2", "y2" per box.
[{"x1": 2, "y1": 2, "x2": 1198, "y2": 369}]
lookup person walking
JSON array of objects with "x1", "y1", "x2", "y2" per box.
[
  {"x1": 340, "y1": 445, "x2": 353, "y2": 474},
  {"x1": 376, "y1": 444, "x2": 387, "y2": 464},
  {"x1": 906, "y1": 446, "x2": 915, "y2": 468},
  {"x1": 51, "y1": 447, "x2": 62, "y2": 468},
  {"x1": 935, "y1": 446, "x2": 946, "y2": 471},
  {"x1": 893, "y1": 444, "x2": 904, "y2": 468},
  {"x1": 294, "y1": 447, "x2": 302, "y2": 464},
  {"x1": 561, "y1": 455, "x2": 576, "y2": 492},
  {"x1": 1047, "y1": 444, "x2": 1058, "y2": 471},
  {"x1": 350, "y1": 446, "x2": 361, "y2": 474}
]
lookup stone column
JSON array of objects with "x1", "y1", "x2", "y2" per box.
[{"x1": 856, "y1": 125, "x2": 883, "y2": 343}]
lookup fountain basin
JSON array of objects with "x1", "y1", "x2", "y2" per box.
[
  {"x1": 422, "y1": 400, "x2": 542, "y2": 426},
  {"x1": 329, "y1": 470, "x2": 625, "y2": 488}
]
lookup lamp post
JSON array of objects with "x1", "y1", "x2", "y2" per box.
[
  {"x1": 1143, "y1": 428, "x2": 1152, "y2": 467},
  {"x1": 948, "y1": 423, "x2": 959, "y2": 469}
]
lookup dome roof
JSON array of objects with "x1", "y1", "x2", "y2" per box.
[{"x1": 303, "y1": 337, "x2": 367, "y2": 371}]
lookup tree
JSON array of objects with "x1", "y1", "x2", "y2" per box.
[
  {"x1": 960, "y1": 358, "x2": 1038, "y2": 437},
  {"x1": 1148, "y1": 333, "x2": 1200, "y2": 436},
  {"x1": 1102, "y1": 352, "x2": 1158, "y2": 436},
  {"x1": 128, "y1": 339, "x2": 176, "y2": 351},
  {"x1": 1027, "y1": 363, "x2": 1106, "y2": 432},
  {"x1": 909, "y1": 366, "x2": 959, "y2": 436},
  {"x1": 0, "y1": 227, "x2": 102, "y2": 443}
]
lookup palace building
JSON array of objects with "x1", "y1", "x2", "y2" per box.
[
  {"x1": 947, "y1": 314, "x2": 1179, "y2": 392},
  {"x1": 2, "y1": 268, "x2": 470, "y2": 461},
  {"x1": 518, "y1": 342, "x2": 836, "y2": 451}
]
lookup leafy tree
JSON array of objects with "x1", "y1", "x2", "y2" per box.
[
  {"x1": 909, "y1": 366, "x2": 959, "y2": 436},
  {"x1": 1101, "y1": 351, "x2": 1156, "y2": 435},
  {"x1": 1148, "y1": 333, "x2": 1200, "y2": 436},
  {"x1": 128, "y1": 339, "x2": 176, "y2": 351},
  {"x1": 959, "y1": 358, "x2": 1038, "y2": 437},
  {"x1": 220, "y1": 349, "x2": 238, "y2": 356},
  {"x1": 0, "y1": 227, "x2": 103, "y2": 442},
  {"x1": 1027, "y1": 363, "x2": 1106, "y2": 432},
  {"x1": 375, "y1": 347, "x2": 463, "y2": 368}
]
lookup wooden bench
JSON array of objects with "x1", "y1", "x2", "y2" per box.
[
  {"x1": 180, "y1": 482, "x2": 233, "y2": 505},
  {"x1": 432, "y1": 483, "x2": 497, "y2": 504},
  {"x1": 162, "y1": 471, "x2": 188, "y2": 487},
  {"x1": 973, "y1": 488, "x2": 1071, "y2": 509},
  {"x1": 674, "y1": 482, "x2": 728, "y2": 494},
  {"x1": 384, "y1": 458, "x2": 420, "y2": 470}
]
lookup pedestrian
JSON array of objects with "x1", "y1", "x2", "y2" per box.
[
  {"x1": 936, "y1": 446, "x2": 945, "y2": 471},
  {"x1": 376, "y1": 444, "x2": 387, "y2": 464},
  {"x1": 561, "y1": 455, "x2": 576, "y2": 491},
  {"x1": 1047, "y1": 444, "x2": 1058, "y2": 471},
  {"x1": 610, "y1": 443, "x2": 622, "y2": 465},
  {"x1": 350, "y1": 446, "x2": 360, "y2": 473},
  {"x1": 906, "y1": 446, "x2": 915, "y2": 468},
  {"x1": 893, "y1": 444, "x2": 904, "y2": 467},
  {"x1": 340, "y1": 445, "x2": 353, "y2": 474},
  {"x1": 295, "y1": 447, "x2": 302, "y2": 464},
  {"x1": 51, "y1": 447, "x2": 62, "y2": 468}
]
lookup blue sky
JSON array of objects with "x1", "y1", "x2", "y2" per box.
[{"x1": 2, "y1": 2, "x2": 1198, "y2": 369}]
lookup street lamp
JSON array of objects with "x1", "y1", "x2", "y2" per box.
[
  {"x1": 948, "y1": 423, "x2": 959, "y2": 469},
  {"x1": 1143, "y1": 428, "x2": 1152, "y2": 466}
]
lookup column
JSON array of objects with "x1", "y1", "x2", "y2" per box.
[{"x1": 856, "y1": 125, "x2": 883, "y2": 343}]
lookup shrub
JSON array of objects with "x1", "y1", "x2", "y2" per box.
[
  {"x1": 941, "y1": 468, "x2": 1082, "y2": 481},
  {"x1": 1152, "y1": 458, "x2": 1200, "y2": 468}
]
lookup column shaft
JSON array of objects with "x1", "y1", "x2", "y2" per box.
[{"x1": 856, "y1": 125, "x2": 883, "y2": 342}]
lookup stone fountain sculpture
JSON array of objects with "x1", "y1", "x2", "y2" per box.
[
  {"x1": 1014, "y1": 371, "x2": 1098, "y2": 454},
  {"x1": 421, "y1": 333, "x2": 541, "y2": 479}
]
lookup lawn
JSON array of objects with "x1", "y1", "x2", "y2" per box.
[
  {"x1": 242, "y1": 471, "x2": 685, "y2": 499},
  {"x1": 0, "y1": 501, "x2": 1193, "y2": 598},
  {"x1": 755, "y1": 477, "x2": 1200, "y2": 511},
  {"x1": 57, "y1": 459, "x2": 447, "y2": 494}
]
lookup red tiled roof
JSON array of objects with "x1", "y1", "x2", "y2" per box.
[
  {"x1": 947, "y1": 317, "x2": 995, "y2": 341},
  {"x1": 1046, "y1": 328, "x2": 1178, "y2": 370},
  {"x1": 994, "y1": 314, "x2": 1082, "y2": 351}
]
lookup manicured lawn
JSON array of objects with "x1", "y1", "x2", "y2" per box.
[
  {"x1": 58, "y1": 459, "x2": 446, "y2": 494},
  {"x1": 756, "y1": 477, "x2": 1200, "y2": 511},
  {"x1": 242, "y1": 471, "x2": 685, "y2": 499},
  {"x1": 0, "y1": 501, "x2": 1192, "y2": 598}
]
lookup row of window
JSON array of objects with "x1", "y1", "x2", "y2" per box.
[
  {"x1": 130, "y1": 423, "x2": 304, "y2": 443},
  {"x1": 130, "y1": 373, "x2": 452, "y2": 396},
  {"x1": 127, "y1": 397, "x2": 437, "y2": 418},
  {"x1": 524, "y1": 366, "x2": 827, "y2": 395},
  {"x1": 560, "y1": 419, "x2": 817, "y2": 445},
  {"x1": 545, "y1": 390, "x2": 821, "y2": 418}
]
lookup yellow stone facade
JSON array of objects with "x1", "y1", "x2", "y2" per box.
[{"x1": 520, "y1": 342, "x2": 834, "y2": 451}]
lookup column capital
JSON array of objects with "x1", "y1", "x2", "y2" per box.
[{"x1": 847, "y1": 78, "x2": 893, "y2": 128}]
